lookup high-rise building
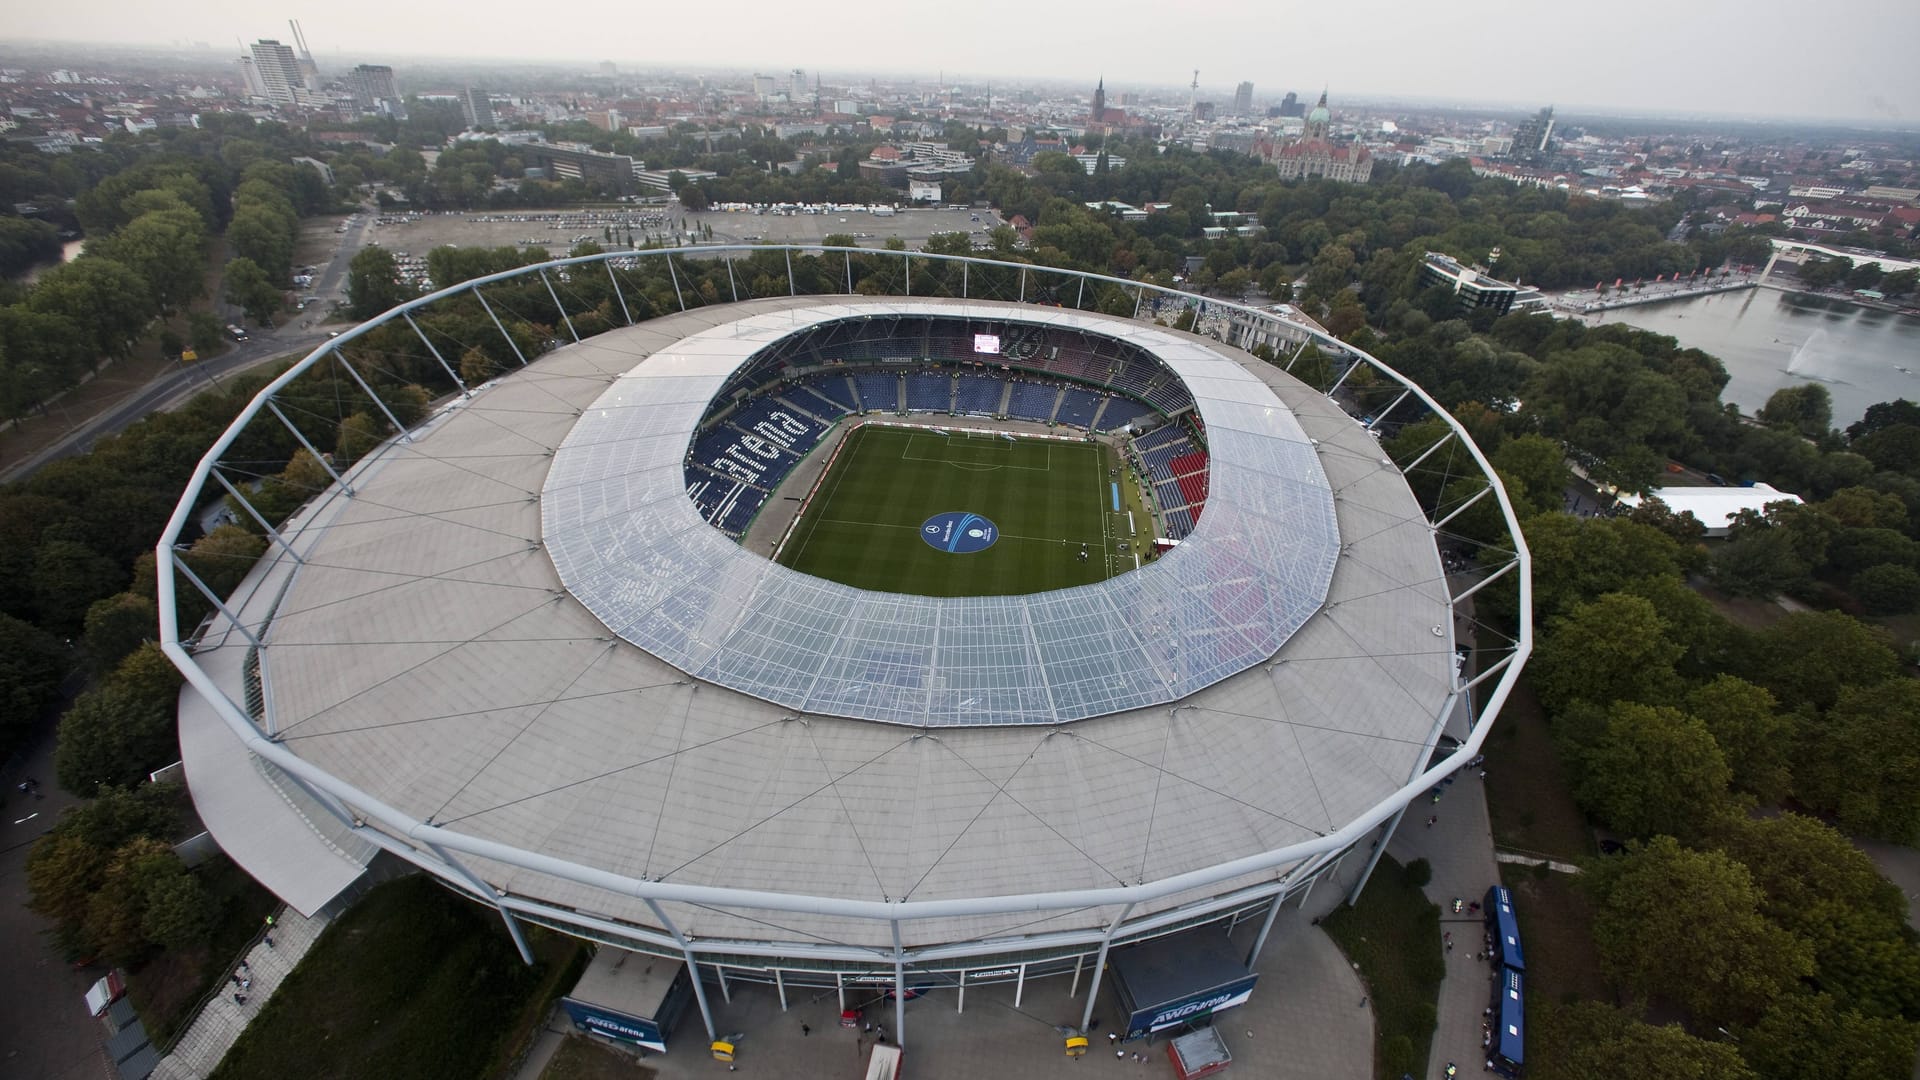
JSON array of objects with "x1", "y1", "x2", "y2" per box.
[
  {"x1": 791, "y1": 68, "x2": 805, "y2": 102},
  {"x1": 753, "y1": 74, "x2": 776, "y2": 99},
  {"x1": 347, "y1": 64, "x2": 397, "y2": 109},
  {"x1": 1510, "y1": 106, "x2": 1554, "y2": 162},
  {"x1": 1277, "y1": 91, "x2": 1303, "y2": 118},
  {"x1": 248, "y1": 40, "x2": 304, "y2": 106},
  {"x1": 461, "y1": 86, "x2": 494, "y2": 129},
  {"x1": 237, "y1": 54, "x2": 267, "y2": 100},
  {"x1": 1233, "y1": 81, "x2": 1254, "y2": 115}
]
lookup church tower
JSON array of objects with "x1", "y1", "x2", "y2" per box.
[
  {"x1": 1306, "y1": 90, "x2": 1331, "y2": 141},
  {"x1": 1092, "y1": 77, "x2": 1106, "y2": 123}
]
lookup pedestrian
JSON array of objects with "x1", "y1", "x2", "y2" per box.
[
  {"x1": 1116, "y1": 1050, "x2": 1125, "y2": 1059},
  {"x1": 1425, "y1": 815, "x2": 1437, "y2": 828},
  {"x1": 233, "y1": 993, "x2": 247, "y2": 1005},
  {"x1": 1446, "y1": 940, "x2": 1454, "y2": 953},
  {"x1": 1108, "y1": 1033, "x2": 1118, "y2": 1044},
  {"x1": 801, "y1": 1023, "x2": 810, "y2": 1037},
  {"x1": 1358, "y1": 996, "x2": 1368, "y2": 1008},
  {"x1": 863, "y1": 1022, "x2": 872, "y2": 1034}
]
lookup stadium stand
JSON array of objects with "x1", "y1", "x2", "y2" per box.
[
  {"x1": 905, "y1": 371, "x2": 953, "y2": 412},
  {"x1": 852, "y1": 372, "x2": 902, "y2": 413},
  {"x1": 801, "y1": 375, "x2": 860, "y2": 415},
  {"x1": 1054, "y1": 387, "x2": 1103, "y2": 428},
  {"x1": 1005, "y1": 381, "x2": 1061, "y2": 423},
  {"x1": 953, "y1": 373, "x2": 1006, "y2": 415}
]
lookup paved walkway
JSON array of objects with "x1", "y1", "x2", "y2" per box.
[
  {"x1": 1389, "y1": 770, "x2": 1505, "y2": 1080},
  {"x1": 516, "y1": 909, "x2": 1370, "y2": 1080},
  {"x1": 150, "y1": 907, "x2": 331, "y2": 1080}
]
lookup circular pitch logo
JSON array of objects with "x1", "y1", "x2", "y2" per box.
[{"x1": 921, "y1": 511, "x2": 998, "y2": 553}]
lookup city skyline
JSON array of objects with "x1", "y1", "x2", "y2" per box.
[{"x1": 2, "y1": 0, "x2": 1918, "y2": 126}]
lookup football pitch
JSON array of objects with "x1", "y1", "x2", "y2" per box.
[{"x1": 778, "y1": 425, "x2": 1133, "y2": 596}]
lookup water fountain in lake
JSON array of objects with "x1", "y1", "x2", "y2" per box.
[{"x1": 1785, "y1": 328, "x2": 1847, "y2": 383}]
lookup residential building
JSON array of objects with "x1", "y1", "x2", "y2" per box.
[{"x1": 248, "y1": 40, "x2": 304, "y2": 106}]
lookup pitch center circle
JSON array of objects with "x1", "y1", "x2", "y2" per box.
[{"x1": 921, "y1": 511, "x2": 998, "y2": 554}]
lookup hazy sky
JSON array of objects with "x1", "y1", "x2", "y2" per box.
[{"x1": 6, "y1": 0, "x2": 1918, "y2": 125}]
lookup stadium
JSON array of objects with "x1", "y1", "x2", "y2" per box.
[{"x1": 160, "y1": 247, "x2": 1530, "y2": 1050}]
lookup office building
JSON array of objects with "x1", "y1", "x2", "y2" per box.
[
  {"x1": 1421, "y1": 251, "x2": 1521, "y2": 316},
  {"x1": 1234, "y1": 81, "x2": 1254, "y2": 115},
  {"x1": 1510, "y1": 106, "x2": 1554, "y2": 162}
]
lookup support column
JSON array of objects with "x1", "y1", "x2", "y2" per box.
[
  {"x1": 1325, "y1": 356, "x2": 1363, "y2": 397},
  {"x1": 725, "y1": 256, "x2": 739, "y2": 302},
  {"x1": 957, "y1": 974, "x2": 965, "y2": 1015},
  {"x1": 333, "y1": 350, "x2": 412, "y2": 443},
  {"x1": 1403, "y1": 431, "x2": 1456, "y2": 473},
  {"x1": 211, "y1": 469, "x2": 304, "y2": 565},
  {"x1": 891, "y1": 920, "x2": 906, "y2": 1049},
  {"x1": 1246, "y1": 891, "x2": 1286, "y2": 969},
  {"x1": 1080, "y1": 903, "x2": 1135, "y2": 1033},
  {"x1": 1285, "y1": 339, "x2": 1310, "y2": 372},
  {"x1": 1017, "y1": 962, "x2": 1029, "y2": 1008},
  {"x1": 644, "y1": 899, "x2": 717, "y2": 1042},
  {"x1": 602, "y1": 263, "x2": 633, "y2": 327},
  {"x1": 266, "y1": 400, "x2": 352, "y2": 495},
  {"x1": 836, "y1": 971, "x2": 845, "y2": 1011},
  {"x1": 1133, "y1": 285, "x2": 1145, "y2": 320},
  {"x1": 1369, "y1": 388, "x2": 1412, "y2": 429},
  {"x1": 402, "y1": 311, "x2": 468, "y2": 396},
  {"x1": 1067, "y1": 955, "x2": 1080, "y2": 999},
  {"x1": 716, "y1": 964, "x2": 731, "y2": 1004},
  {"x1": 775, "y1": 968, "x2": 787, "y2": 1011},
  {"x1": 902, "y1": 252, "x2": 910, "y2": 296},
  {"x1": 961, "y1": 261, "x2": 969, "y2": 299},
  {"x1": 1018, "y1": 267, "x2": 1027, "y2": 303},
  {"x1": 670, "y1": 255, "x2": 691, "y2": 311},
  {"x1": 845, "y1": 251, "x2": 853, "y2": 294},
  {"x1": 1433, "y1": 485, "x2": 1493, "y2": 531},
  {"x1": 785, "y1": 249, "x2": 796, "y2": 296},
  {"x1": 1348, "y1": 806, "x2": 1409, "y2": 908},
  {"x1": 425, "y1": 841, "x2": 532, "y2": 965},
  {"x1": 539, "y1": 269, "x2": 580, "y2": 341},
  {"x1": 475, "y1": 289, "x2": 531, "y2": 365},
  {"x1": 1076, "y1": 277, "x2": 1085, "y2": 309},
  {"x1": 171, "y1": 551, "x2": 263, "y2": 650}
]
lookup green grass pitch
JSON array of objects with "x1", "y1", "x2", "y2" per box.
[{"x1": 778, "y1": 425, "x2": 1128, "y2": 596}]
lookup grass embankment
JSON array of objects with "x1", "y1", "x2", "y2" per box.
[
  {"x1": 540, "y1": 1035, "x2": 658, "y2": 1080},
  {"x1": 1322, "y1": 856, "x2": 1445, "y2": 1080},
  {"x1": 1481, "y1": 681, "x2": 1591, "y2": 862},
  {"x1": 210, "y1": 875, "x2": 586, "y2": 1080}
]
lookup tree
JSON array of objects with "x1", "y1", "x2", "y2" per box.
[
  {"x1": 1742, "y1": 610, "x2": 1900, "y2": 713},
  {"x1": 1568, "y1": 701, "x2": 1734, "y2": 839},
  {"x1": 1797, "y1": 680, "x2": 1920, "y2": 842},
  {"x1": 1756, "y1": 384, "x2": 1832, "y2": 440},
  {"x1": 187, "y1": 311, "x2": 224, "y2": 357},
  {"x1": 347, "y1": 245, "x2": 409, "y2": 320},
  {"x1": 1536, "y1": 1001, "x2": 1757, "y2": 1080},
  {"x1": 27, "y1": 257, "x2": 155, "y2": 361},
  {"x1": 31, "y1": 537, "x2": 122, "y2": 635},
  {"x1": 1854, "y1": 563, "x2": 1920, "y2": 614},
  {"x1": 223, "y1": 256, "x2": 282, "y2": 326},
  {"x1": 0, "y1": 611, "x2": 66, "y2": 754},
  {"x1": 1492, "y1": 433, "x2": 1571, "y2": 517},
  {"x1": 89, "y1": 208, "x2": 208, "y2": 314},
  {"x1": 1530, "y1": 593, "x2": 1684, "y2": 713},
  {"x1": 1738, "y1": 992, "x2": 1918, "y2": 1080},
  {"x1": 53, "y1": 646, "x2": 183, "y2": 795},
  {"x1": 1686, "y1": 676, "x2": 1794, "y2": 805},
  {"x1": 82, "y1": 592, "x2": 157, "y2": 675},
  {"x1": 1587, "y1": 836, "x2": 1814, "y2": 1024}
]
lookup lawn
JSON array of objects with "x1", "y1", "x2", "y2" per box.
[
  {"x1": 1498, "y1": 863, "x2": 1608, "y2": 1009},
  {"x1": 1482, "y1": 679, "x2": 1593, "y2": 862},
  {"x1": 1322, "y1": 856, "x2": 1446, "y2": 1080},
  {"x1": 540, "y1": 1035, "x2": 658, "y2": 1080},
  {"x1": 778, "y1": 424, "x2": 1135, "y2": 596},
  {"x1": 210, "y1": 875, "x2": 586, "y2": 1080}
]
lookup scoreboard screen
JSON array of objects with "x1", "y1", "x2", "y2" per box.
[{"x1": 973, "y1": 333, "x2": 1001, "y2": 355}]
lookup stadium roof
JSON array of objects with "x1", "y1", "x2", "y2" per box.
[
  {"x1": 232, "y1": 296, "x2": 1459, "y2": 945},
  {"x1": 542, "y1": 301, "x2": 1338, "y2": 727}
]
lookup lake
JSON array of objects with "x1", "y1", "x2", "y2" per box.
[{"x1": 1590, "y1": 287, "x2": 1920, "y2": 427}]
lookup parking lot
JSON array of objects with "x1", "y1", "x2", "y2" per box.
[{"x1": 358, "y1": 204, "x2": 1002, "y2": 259}]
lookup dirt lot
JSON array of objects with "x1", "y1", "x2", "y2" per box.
[{"x1": 360, "y1": 205, "x2": 1001, "y2": 259}]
